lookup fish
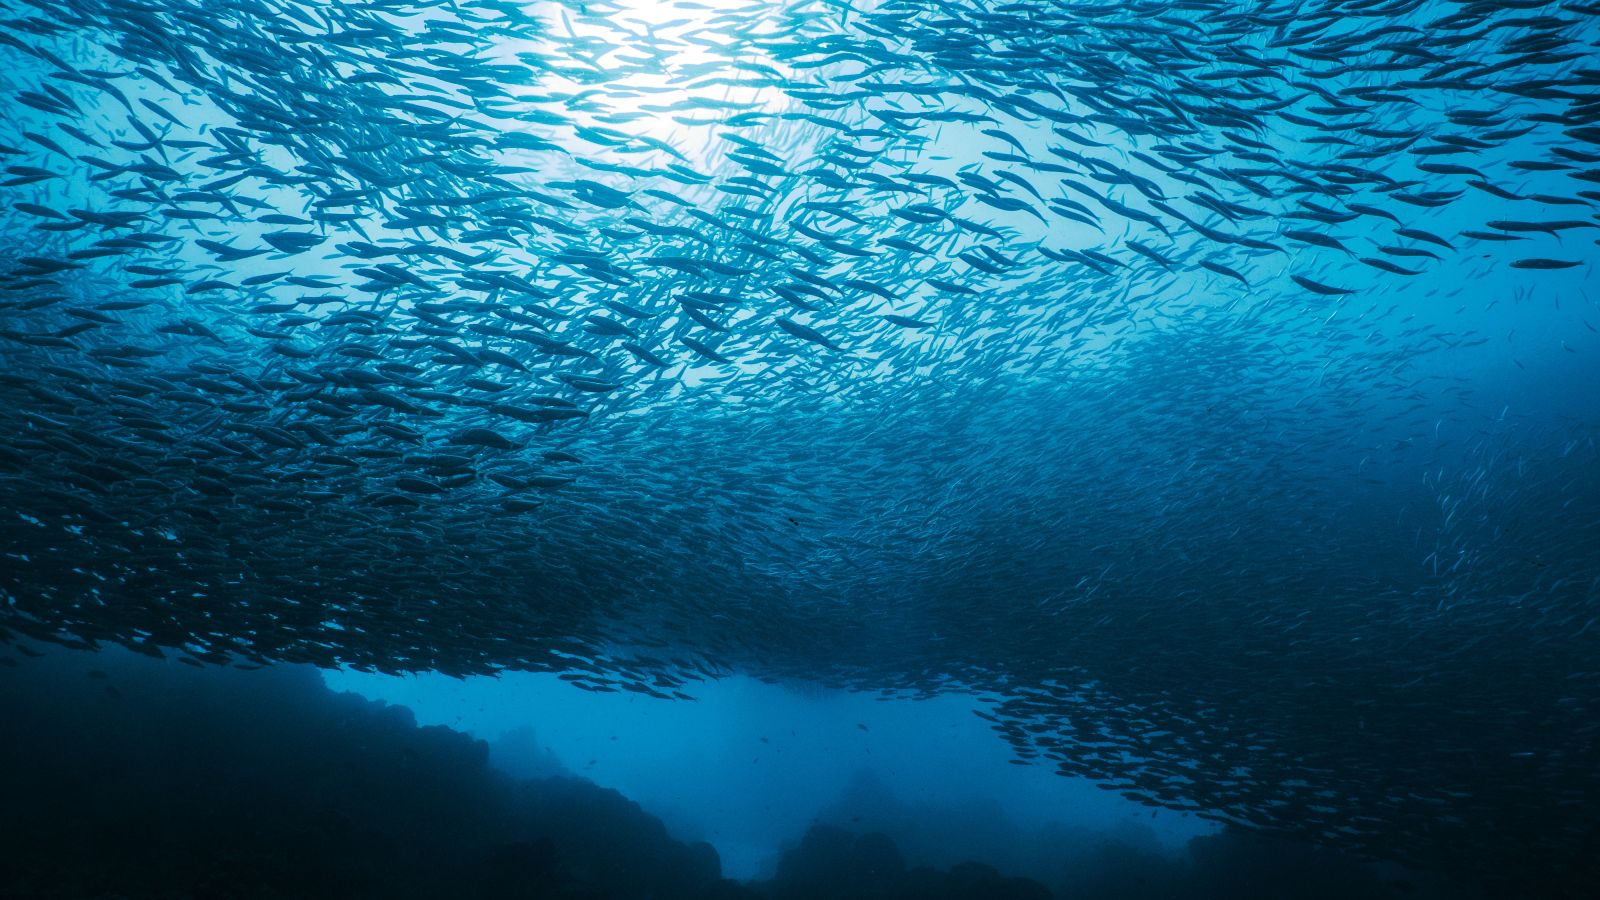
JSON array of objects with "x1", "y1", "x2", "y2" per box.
[
  {"x1": 1291, "y1": 275, "x2": 1356, "y2": 296},
  {"x1": 1509, "y1": 259, "x2": 1582, "y2": 270},
  {"x1": 0, "y1": 0, "x2": 1597, "y2": 895}
]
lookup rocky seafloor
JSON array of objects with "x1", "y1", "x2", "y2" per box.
[{"x1": 0, "y1": 647, "x2": 1466, "y2": 900}]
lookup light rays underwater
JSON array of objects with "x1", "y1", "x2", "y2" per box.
[{"x1": 1, "y1": 0, "x2": 1598, "y2": 896}]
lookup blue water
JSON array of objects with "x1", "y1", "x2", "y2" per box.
[
  {"x1": 322, "y1": 668, "x2": 1210, "y2": 878},
  {"x1": 1, "y1": 0, "x2": 1598, "y2": 896}
]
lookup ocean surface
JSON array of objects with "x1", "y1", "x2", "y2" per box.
[{"x1": 1, "y1": 0, "x2": 1597, "y2": 897}]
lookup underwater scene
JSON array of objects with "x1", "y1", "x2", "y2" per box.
[{"x1": 0, "y1": 0, "x2": 1597, "y2": 896}]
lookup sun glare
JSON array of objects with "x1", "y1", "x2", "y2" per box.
[{"x1": 500, "y1": 0, "x2": 802, "y2": 164}]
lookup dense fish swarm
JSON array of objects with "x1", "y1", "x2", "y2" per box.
[{"x1": 1, "y1": 0, "x2": 1597, "y2": 891}]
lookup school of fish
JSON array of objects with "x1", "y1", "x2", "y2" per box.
[{"x1": 1, "y1": 0, "x2": 1597, "y2": 892}]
